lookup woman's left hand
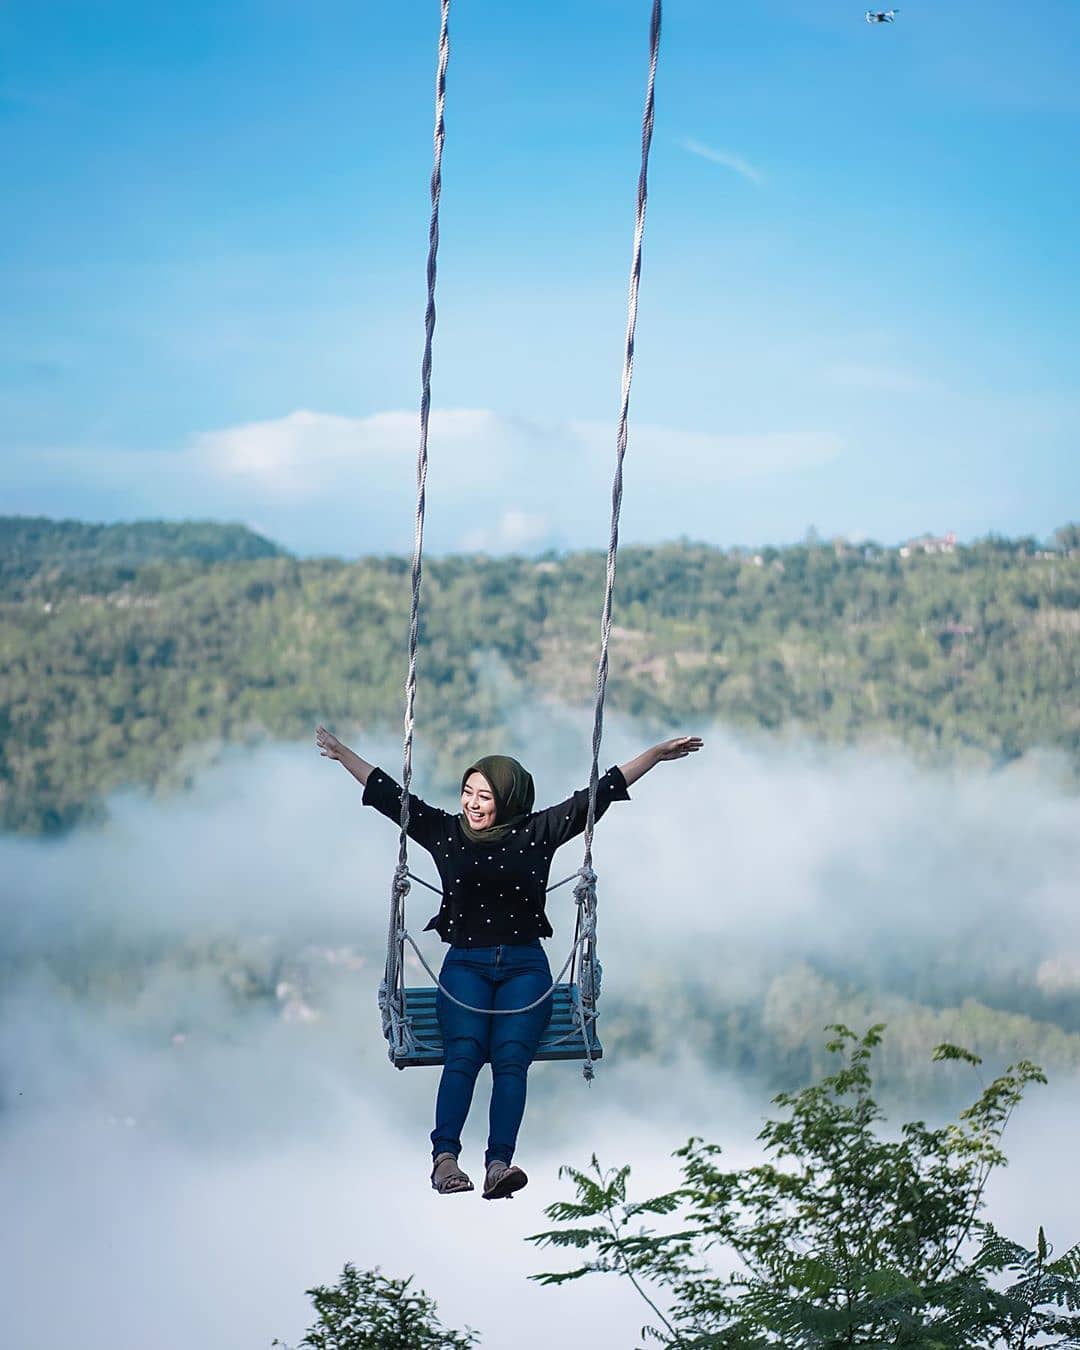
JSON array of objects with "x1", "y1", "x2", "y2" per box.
[
  {"x1": 654, "y1": 735, "x2": 704, "y2": 762},
  {"x1": 619, "y1": 735, "x2": 703, "y2": 787}
]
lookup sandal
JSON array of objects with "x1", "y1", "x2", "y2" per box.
[
  {"x1": 431, "y1": 1152, "x2": 474, "y2": 1195},
  {"x1": 482, "y1": 1160, "x2": 528, "y2": 1201}
]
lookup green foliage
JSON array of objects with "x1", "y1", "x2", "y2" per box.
[
  {"x1": 604, "y1": 960, "x2": 1080, "y2": 1098},
  {"x1": 0, "y1": 516, "x2": 283, "y2": 596},
  {"x1": 2, "y1": 520, "x2": 1079, "y2": 833},
  {"x1": 1052, "y1": 524, "x2": 1080, "y2": 555},
  {"x1": 529, "y1": 1026, "x2": 1079, "y2": 1348},
  {"x1": 271, "y1": 1263, "x2": 479, "y2": 1350},
  {"x1": 973, "y1": 1225, "x2": 1080, "y2": 1347}
]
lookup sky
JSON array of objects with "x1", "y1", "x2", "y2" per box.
[
  {"x1": 3, "y1": 719, "x2": 1080, "y2": 1348},
  {"x1": 1, "y1": 0, "x2": 1078, "y2": 556}
]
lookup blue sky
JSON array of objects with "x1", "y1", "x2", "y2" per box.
[{"x1": 2, "y1": 0, "x2": 1077, "y2": 556}]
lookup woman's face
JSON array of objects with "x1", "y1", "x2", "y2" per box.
[{"x1": 461, "y1": 772, "x2": 497, "y2": 831}]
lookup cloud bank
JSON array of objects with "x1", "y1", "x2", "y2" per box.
[
  {"x1": 7, "y1": 408, "x2": 843, "y2": 557},
  {"x1": 3, "y1": 721, "x2": 1079, "y2": 1348}
]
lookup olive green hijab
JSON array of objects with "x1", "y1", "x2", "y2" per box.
[{"x1": 458, "y1": 754, "x2": 535, "y2": 844}]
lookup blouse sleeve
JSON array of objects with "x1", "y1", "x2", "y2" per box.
[
  {"x1": 362, "y1": 768, "x2": 451, "y2": 852},
  {"x1": 528, "y1": 765, "x2": 631, "y2": 850}
]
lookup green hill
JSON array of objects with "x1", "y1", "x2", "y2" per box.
[
  {"x1": 0, "y1": 516, "x2": 285, "y2": 598},
  {"x1": 0, "y1": 518, "x2": 1077, "y2": 833}
]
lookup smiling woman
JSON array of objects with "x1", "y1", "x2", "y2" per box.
[
  {"x1": 314, "y1": 724, "x2": 702, "y2": 1200},
  {"x1": 459, "y1": 756, "x2": 531, "y2": 840},
  {"x1": 461, "y1": 770, "x2": 498, "y2": 832}
]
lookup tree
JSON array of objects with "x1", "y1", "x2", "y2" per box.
[
  {"x1": 529, "y1": 1025, "x2": 1080, "y2": 1348},
  {"x1": 272, "y1": 1263, "x2": 479, "y2": 1350},
  {"x1": 975, "y1": 1226, "x2": 1080, "y2": 1348},
  {"x1": 1052, "y1": 523, "x2": 1080, "y2": 555}
]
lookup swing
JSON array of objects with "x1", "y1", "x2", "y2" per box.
[
  {"x1": 386, "y1": 868, "x2": 605, "y2": 1069},
  {"x1": 397, "y1": 982, "x2": 601, "y2": 1069},
  {"x1": 378, "y1": 0, "x2": 662, "y2": 1079}
]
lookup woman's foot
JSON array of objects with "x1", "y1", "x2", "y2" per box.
[
  {"x1": 482, "y1": 1160, "x2": 528, "y2": 1200},
  {"x1": 431, "y1": 1152, "x2": 474, "y2": 1195}
]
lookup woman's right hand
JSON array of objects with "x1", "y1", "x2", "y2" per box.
[
  {"x1": 315, "y1": 725, "x2": 346, "y2": 761},
  {"x1": 316, "y1": 726, "x2": 375, "y2": 786}
]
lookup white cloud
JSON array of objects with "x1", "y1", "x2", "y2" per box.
[
  {"x1": 572, "y1": 420, "x2": 841, "y2": 482},
  {"x1": 460, "y1": 508, "x2": 551, "y2": 553},
  {"x1": 198, "y1": 410, "x2": 840, "y2": 503},
  {"x1": 192, "y1": 407, "x2": 507, "y2": 499},
  {"x1": 680, "y1": 137, "x2": 765, "y2": 184},
  {"x1": 6, "y1": 408, "x2": 842, "y2": 556}
]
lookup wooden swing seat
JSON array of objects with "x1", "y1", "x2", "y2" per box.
[{"x1": 390, "y1": 981, "x2": 603, "y2": 1069}]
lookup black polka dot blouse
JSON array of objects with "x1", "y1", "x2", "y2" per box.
[{"x1": 362, "y1": 766, "x2": 631, "y2": 947}]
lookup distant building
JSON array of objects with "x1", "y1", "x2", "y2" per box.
[{"x1": 900, "y1": 531, "x2": 957, "y2": 557}]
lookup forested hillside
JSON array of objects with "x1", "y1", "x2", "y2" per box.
[
  {"x1": 0, "y1": 516, "x2": 284, "y2": 593},
  {"x1": 1, "y1": 517, "x2": 1077, "y2": 834}
]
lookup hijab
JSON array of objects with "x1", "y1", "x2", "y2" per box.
[{"x1": 458, "y1": 754, "x2": 535, "y2": 844}]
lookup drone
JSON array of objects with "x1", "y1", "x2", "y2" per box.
[{"x1": 865, "y1": 8, "x2": 899, "y2": 21}]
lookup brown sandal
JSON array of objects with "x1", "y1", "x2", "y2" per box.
[
  {"x1": 431, "y1": 1153, "x2": 474, "y2": 1195},
  {"x1": 482, "y1": 1161, "x2": 528, "y2": 1200}
]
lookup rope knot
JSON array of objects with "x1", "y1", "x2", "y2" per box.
[
  {"x1": 573, "y1": 866, "x2": 598, "y2": 907},
  {"x1": 392, "y1": 865, "x2": 411, "y2": 901}
]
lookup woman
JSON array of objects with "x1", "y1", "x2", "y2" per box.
[{"x1": 315, "y1": 725, "x2": 703, "y2": 1200}]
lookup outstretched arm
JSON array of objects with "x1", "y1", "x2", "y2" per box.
[
  {"x1": 619, "y1": 735, "x2": 703, "y2": 788},
  {"x1": 315, "y1": 725, "x2": 375, "y2": 786}
]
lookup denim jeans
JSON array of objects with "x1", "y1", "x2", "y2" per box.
[{"x1": 431, "y1": 941, "x2": 554, "y2": 1167}]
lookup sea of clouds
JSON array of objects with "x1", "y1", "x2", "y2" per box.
[{"x1": 3, "y1": 717, "x2": 1079, "y2": 1349}]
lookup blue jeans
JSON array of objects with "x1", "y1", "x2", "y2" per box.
[{"x1": 432, "y1": 942, "x2": 554, "y2": 1167}]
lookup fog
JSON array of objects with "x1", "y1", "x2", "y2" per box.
[{"x1": 3, "y1": 722, "x2": 1079, "y2": 1348}]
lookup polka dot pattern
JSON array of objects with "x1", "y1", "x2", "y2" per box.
[{"x1": 362, "y1": 765, "x2": 631, "y2": 946}]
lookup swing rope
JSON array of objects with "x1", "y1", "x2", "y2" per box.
[
  {"x1": 379, "y1": 0, "x2": 449, "y2": 1055},
  {"x1": 380, "y1": 0, "x2": 662, "y2": 1080},
  {"x1": 570, "y1": 0, "x2": 661, "y2": 1078},
  {"x1": 392, "y1": 868, "x2": 597, "y2": 1017}
]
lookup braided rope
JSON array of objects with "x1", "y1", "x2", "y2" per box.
[
  {"x1": 399, "y1": 0, "x2": 449, "y2": 853},
  {"x1": 406, "y1": 867, "x2": 580, "y2": 900},
  {"x1": 581, "y1": 0, "x2": 661, "y2": 868},
  {"x1": 383, "y1": 0, "x2": 451, "y2": 1029},
  {"x1": 399, "y1": 894, "x2": 595, "y2": 1015},
  {"x1": 574, "y1": 0, "x2": 662, "y2": 1080}
]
